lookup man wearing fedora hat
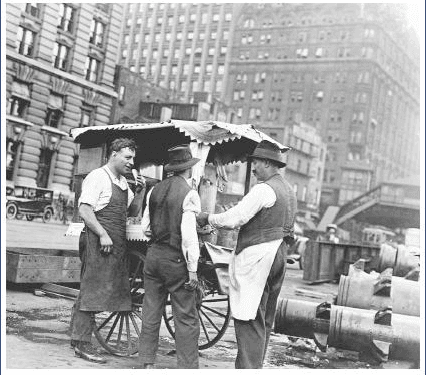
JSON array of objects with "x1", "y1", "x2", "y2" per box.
[
  {"x1": 138, "y1": 144, "x2": 201, "y2": 369},
  {"x1": 197, "y1": 140, "x2": 297, "y2": 368}
]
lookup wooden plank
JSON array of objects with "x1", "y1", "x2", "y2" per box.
[
  {"x1": 9, "y1": 268, "x2": 80, "y2": 283},
  {"x1": 41, "y1": 283, "x2": 79, "y2": 298}
]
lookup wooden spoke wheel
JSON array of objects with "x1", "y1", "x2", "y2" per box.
[
  {"x1": 163, "y1": 286, "x2": 231, "y2": 350},
  {"x1": 93, "y1": 248, "x2": 146, "y2": 356}
]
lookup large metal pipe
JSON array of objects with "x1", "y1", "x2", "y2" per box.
[
  {"x1": 329, "y1": 305, "x2": 420, "y2": 362},
  {"x1": 337, "y1": 267, "x2": 420, "y2": 316},
  {"x1": 274, "y1": 298, "x2": 420, "y2": 363},
  {"x1": 377, "y1": 243, "x2": 419, "y2": 277}
]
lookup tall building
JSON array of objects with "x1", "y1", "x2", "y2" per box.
[
  {"x1": 118, "y1": 3, "x2": 239, "y2": 103},
  {"x1": 226, "y1": 3, "x2": 420, "y2": 210},
  {"x1": 5, "y1": 3, "x2": 123, "y2": 194}
]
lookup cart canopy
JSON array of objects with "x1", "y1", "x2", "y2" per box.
[{"x1": 70, "y1": 120, "x2": 290, "y2": 165}]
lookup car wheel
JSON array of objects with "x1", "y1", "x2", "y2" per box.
[
  {"x1": 26, "y1": 215, "x2": 35, "y2": 221},
  {"x1": 6, "y1": 203, "x2": 18, "y2": 219},
  {"x1": 42, "y1": 209, "x2": 53, "y2": 223}
]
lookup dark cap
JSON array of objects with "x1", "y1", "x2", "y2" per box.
[
  {"x1": 164, "y1": 144, "x2": 200, "y2": 172},
  {"x1": 249, "y1": 140, "x2": 287, "y2": 168}
]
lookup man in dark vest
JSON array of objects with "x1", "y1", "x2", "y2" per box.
[
  {"x1": 138, "y1": 144, "x2": 201, "y2": 369},
  {"x1": 70, "y1": 138, "x2": 145, "y2": 363},
  {"x1": 197, "y1": 140, "x2": 297, "y2": 368}
]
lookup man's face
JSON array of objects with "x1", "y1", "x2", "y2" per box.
[
  {"x1": 111, "y1": 147, "x2": 135, "y2": 175},
  {"x1": 251, "y1": 158, "x2": 268, "y2": 181}
]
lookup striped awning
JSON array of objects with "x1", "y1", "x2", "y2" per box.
[{"x1": 70, "y1": 120, "x2": 290, "y2": 165}]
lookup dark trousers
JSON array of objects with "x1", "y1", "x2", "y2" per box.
[
  {"x1": 234, "y1": 244, "x2": 286, "y2": 369},
  {"x1": 70, "y1": 294, "x2": 94, "y2": 342},
  {"x1": 139, "y1": 245, "x2": 200, "y2": 369}
]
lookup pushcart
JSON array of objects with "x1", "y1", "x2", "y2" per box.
[{"x1": 69, "y1": 120, "x2": 288, "y2": 356}]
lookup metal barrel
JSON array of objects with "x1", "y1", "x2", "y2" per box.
[
  {"x1": 377, "y1": 243, "x2": 419, "y2": 277},
  {"x1": 274, "y1": 298, "x2": 318, "y2": 338},
  {"x1": 393, "y1": 245, "x2": 420, "y2": 277},
  {"x1": 337, "y1": 272, "x2": 420, "y2": 316},
  {"x1": 329, "y1": 305, "x2": 420, "y2": 362}
]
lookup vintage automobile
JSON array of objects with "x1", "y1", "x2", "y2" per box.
[{"x1": 6, "y1": 185, "x2": 54, "y2": 222}]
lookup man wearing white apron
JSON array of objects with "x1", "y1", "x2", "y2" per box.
[{"x1": 197, "y1": 141, "x2": 297, "y2": 368}]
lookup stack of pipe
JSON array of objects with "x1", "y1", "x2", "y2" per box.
[
  {"x1": 274, "y1": 259, "x2": 420, "y2": 364},
  {"x1": 274, "y1": 298, "x2": 420, "y2": 363}
]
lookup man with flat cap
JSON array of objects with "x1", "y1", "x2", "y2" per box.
[
  {"x1": 138, "y1": 144, "x2": 201, "y2": 369},
  {"x1": 197, "y1": 140, "x2": 297, "y2": 369}
]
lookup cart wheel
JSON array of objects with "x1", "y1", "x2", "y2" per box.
[
  {"x1": 93, "y1": 249, "x2": 145, "y2": 356},
  {"x1": 163, "y1": 289, "x2": 231, "y2": 350},
  {"x1": 6, "y1": 203, "x2": 17, "y2": 219},
  {"x1": 42, "y1": 208, "x2": 53, "y2": 223},
  {"x1": 26, "y1": 214, "x2": 34, "y2": 221}
]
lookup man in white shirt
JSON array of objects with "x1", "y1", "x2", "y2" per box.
[
  {"x1": 138, "y1": 144, "x2": 201, "y2": 369},
  {"x1": 197, "y1": 141, "x2": 297, "y2": 368},
  {"x1": 70, "y1": 138, "x2": 145, "y2": 363}
]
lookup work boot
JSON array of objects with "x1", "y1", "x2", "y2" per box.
[{"x1": 74, "y1": 341, "x2": 107, "y2": 364}]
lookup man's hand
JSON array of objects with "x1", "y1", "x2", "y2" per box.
[
  {"x1": 184, "y1": 271, "x2": 198, "y2": 291},
  {"x1": 99, "y1": 232, "x2": 113, "y2": 256},
  {"x1": 134, "y1": 174, "x2": 146, "y2": 194},
  {"x1": 196, "y1": 212, "x2": 209, "y2": 227}
]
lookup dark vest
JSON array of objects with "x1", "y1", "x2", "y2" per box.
[
  {"x1": 149, "y1": 175, "x2": 191, "y2": 251},
  {"x1": 235, "y1": 173, "x2": 297, "y2": 255}
]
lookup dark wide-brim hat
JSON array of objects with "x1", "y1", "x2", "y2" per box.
[
  {"x1": 164, "y1": 144, "x2": 200, "y2": 172},
  {"x1": 249, "y1": 140, "x2": 287, "y2": 168}
]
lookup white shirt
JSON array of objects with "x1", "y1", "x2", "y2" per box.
[
  {"x1": 79, "y1": 166, "x2": 134, "y2": 211},
  {"x1": 209, "y1": 182, "x2": 282, "y2": 320},
  {"x1": 140, "y1": 178, "x2": 201, "y2": 272}
]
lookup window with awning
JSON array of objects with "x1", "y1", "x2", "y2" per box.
[{"x1": 11, "y1": 81, "x2": 30, "y2": 100}]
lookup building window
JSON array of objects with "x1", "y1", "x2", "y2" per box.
[
  {"x1": 85, "y1": 57, "x2": 100, "y2": 82},
  {"x1": 80, "y1": 107, "x2": 93, "y2": 127},
  {"x1": 118, "y1": 85, "x2": 126, "y2": 102},
  {"x1": 36, "y1": 148, "x2": 54, "y2": 188},
  {"x1": 9, "y1": 94, "x2": 30, "y2": 118},
  {"x1": 89, "y1": 19, "x2": 105, "y2": 47},
  {"x1": 16, "y1": 26, "x2": 35, "y2": 56},
  {"x1": 190, "y1": 14, "x2": 196, "y2": 22},
  {"x1": 244, "y1": 18, "x2": 254, "y2": 28},
  {"x1": 194, "y1": 65, "x2": 200, "y2": 74},
  {"x1": 58, "y1": 3, "x2": 76, "y2": 33},
  {"x1": 52, "y1": 43, "x2": 70, "y2": 70},
  {"x1": 199, "y1": 32, "x2": 205, "y2": 40},
  {"x1": 201, "y1": 13, "x2": 208, "y2": 24},
  {"x1": 45, "y1": 108, "x2": 62, "y2": 128},
  {"x1": 25, "y1": 3, "x2": 40, "y2": 17},
  {"x1": 6, "y1": 139, "x2": 19, "y2": 181},
  {"x1": 302, "y1": 186, "x2": 307, "y2": 202},
  {"x1": 293, "y1": 183, "x2": 298, "y2": 196},
  {"x1": 213, "y1": 14, "x2": 220, "y2": 22},
  {"x1": 211, "y1": 31, "x2": 217, "y2": 39}
]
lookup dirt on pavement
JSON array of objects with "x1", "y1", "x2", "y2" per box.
[{"x1": 5, "y1": 267, "x2": 417, "y2": 370}]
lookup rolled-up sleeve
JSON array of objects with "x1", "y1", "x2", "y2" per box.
[
  {"x1": 209, "y1": 183, "x2": 276, "y2": 229},
  {"x1": 78, "y1": 170, "x2": 104, "y2": 209},
  {"x1": 181, "y1": 189, "x2": 201, "y2": 272}
]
